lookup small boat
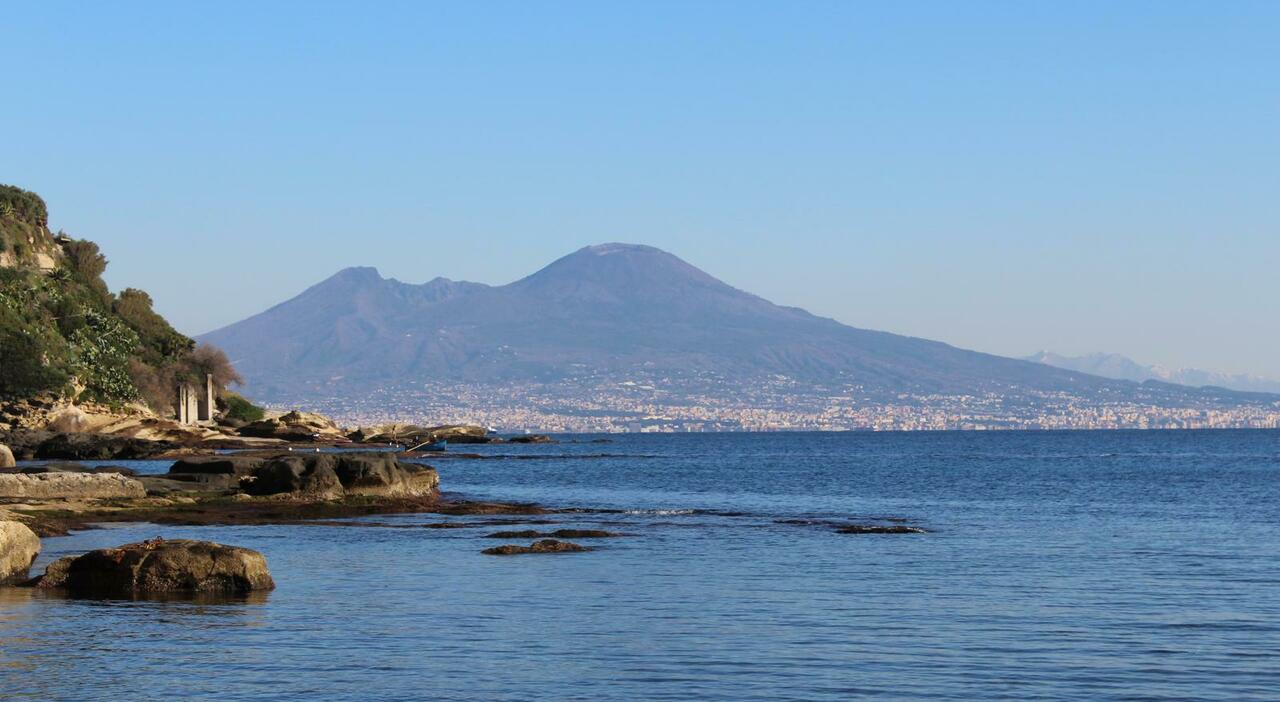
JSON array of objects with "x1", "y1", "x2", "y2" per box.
[{"x1": 406, "y1": 438, "x2": 447, "y2": 452}]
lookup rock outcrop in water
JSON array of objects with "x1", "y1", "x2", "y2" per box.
[
  {"x1": 0, "y1": 521, "x2": 41, "y2": 584},
  {"x1": 0, "y1": 443, "x2": 14, "y2": 468},
  {"x1": 484, "y1": 529, "x2": 618, "y2": 539},
  {"x1": 348, "y1": 423, "x2": 492, "y2": 445},
  {"x1": 482, "y1": 539, "x2": 591, "y2": 555},
  {"x1": 835, "y1": 524, "x2": 927, "y2": 534},
  {"x1": 0, "y1": 428, "x2": 173, "y2": 461},
  {"x1": 239, "y1": 411, "x2": 348, "y2": 442},
  {"x1": 29, "y1": 538, "x2": 275, "y2": 594},
  {"x1": 242, "y1": 453, "x2": 439, "y2": 499},
  {"x1": 504, "y1": 434, "x2": 555, "y2": 444},
  {"x1": 0, "y1": 472, "x2": 147, "y2": 499}
]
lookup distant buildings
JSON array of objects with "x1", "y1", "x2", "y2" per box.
[{"x1": 266, "y1": 374, "x2": 1280, "y2": 433}]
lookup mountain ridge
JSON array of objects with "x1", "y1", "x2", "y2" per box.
[
  {"x1": 199, "y1": 244, "x2": 1276, "y2": 412},
  {"x1": 1026, "y1": 351, "x2": 1280, "y2": 395}
]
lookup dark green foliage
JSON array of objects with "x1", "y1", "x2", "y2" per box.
[
  {"x1": 69, "y1": 309, "x2": 142, "y2": 402},
  {"x1": 221, "y1": 391, "x2": 266, "y2": 422},
  {"x1": 0, "y1": 184, "x2": 48, "y2": 226},
  {"x1": 0, "y1": 302, "x2": 70, "y2": 396},
  {"x1": 0, "y1": 185, "x2": 242, "y2": 413},
  {"x1": 115, "y1": 288, "x2": 194, "y2": 364}
]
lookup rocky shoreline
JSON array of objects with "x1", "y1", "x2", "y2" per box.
[{"x1": 0, "y1": 408, "x2": 928, "y2": 598}]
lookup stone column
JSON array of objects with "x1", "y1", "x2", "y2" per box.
[{"x1": 198, "y1": 373, "x2": 215, "y2": 422}]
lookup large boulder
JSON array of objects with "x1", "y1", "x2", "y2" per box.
[
  {"x1": 45, "y1": 406, "x2": 89, "y2": 433},
  {"x1": 0, "y1": 472, "x2": 147, "y2": 499},
  {"x1": 239, "y1": 411, "x2": 348, "y2": 442},
  {"x1": 244, "y1": 455, "x2": 344, "y2": 499},
  {"x1": 243, "y1": 452, "x2": 438, "y2": 498},
  {"x1": 17, "y1": 431, "x2": 174, "y2": 461},
  {"x1": 30, "y1": 538, "x2": 275, "y2": 594},
  {"x1": 0, "y1": 521, "x2": 41, "y2": 584},
  {"x1": 0, "y1": 443, "x2": 14, "y2": 468},
  {"x1": 160, "y1": 456, "x2": 267, "y2": 492},
  {"x1": 169, "y1": 456, "x2": 264, "y2": 477}
]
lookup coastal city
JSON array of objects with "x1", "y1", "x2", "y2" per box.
[{"x1": 288, "y1": 375, "x2": 1280, "y2": 433}]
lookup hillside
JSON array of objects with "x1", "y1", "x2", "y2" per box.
[
  {"x1": 0, "y1": 184, "x2": 234, "y2": 413},
  {"x1": 1026, "y1": 351, "x2": 1280, "y2": 395},
  {"x1": 200, "y1": 244, "x2": 1276, "y2": 414}
]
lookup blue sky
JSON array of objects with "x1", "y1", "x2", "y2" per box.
[{"x1": 3, "y1": 2, "x2": 1277, "y2": 376}]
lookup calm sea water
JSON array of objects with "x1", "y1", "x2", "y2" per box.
[{"x1": 3, "y1": 430, "x2": 1279, "y2": 701}]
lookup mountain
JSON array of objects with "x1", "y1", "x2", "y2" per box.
[
  {"x1": 1026, "y1": 351, "x2": 1280, "y2": 395},
  {"x1": 200, "y1": 244, "x2": 1273, "y2": 415}
]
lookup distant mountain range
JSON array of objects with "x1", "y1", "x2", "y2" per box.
[
  {"x1": 1025, "y1": 351, "x2": 1280, "y2": 395},
  {"x1": 199, "y1": 244, "x2": 1274, "y2": 417}
]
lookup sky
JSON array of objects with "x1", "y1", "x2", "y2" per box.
[{"x1": 3, "y1": 1, "x2": 1277, "y2": 376}]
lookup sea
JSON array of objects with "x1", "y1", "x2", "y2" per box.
[{"x1": 2, "y1": 429, "x2": 1278, "y2": 701}]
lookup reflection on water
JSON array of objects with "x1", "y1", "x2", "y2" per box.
[{"x1": 2, "y1": 430, "x2": 1279, "y2": 701}]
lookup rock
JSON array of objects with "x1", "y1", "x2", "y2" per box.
[
  {"x1": 348, "y1": 423, "x2": 493, "y2": 445},
  {"x1": 505, "y1": 434, "x2": 554, "y2": 444},
  {"x1": 168, "y1": 456, "x2": 264, "y2": 477},
  {"x1": 45, "y1": 406, "x2": 89, "y2": 433},
  {"x1": 242, "y1": 452, "x2": 439, "y2": 499},
  {"x1": 0, "y1": 521, "x2": 41, "y2": 584},
  {"x1": 89, "y1": 416, "x2": 226, "y2": 444},
  {"x1": 332, "y1": 454, "x2": 438, "y2": 497},
  {"x1": 239, "y1": 411, "x2": 348, "y2": 442},
  {"x1": 32, "y1": 431, "x2": 173, "y2": 460},
  {"x1": 484, "y1": 529, "x2": 619, "y2": 539},
  {"x1": 835, "y1": 524, "x2": 927, "y2": 534},
  {"x1": 425, "y1": 425, "x2": 492, "y2": 444},
  {"x1": 29, "y1": 538, "x2": 275, "y2": 594},
  {"x1": 31, "y1": 555, "x2": 73, "y2": 588},
  {"x1": 154, "y1": 473, "x2": 244, "y2": 490},
  {"x1": 346, "y1": 423, "x2": 432, "y2": 444},
  {"x1": 0, "y1": 472, "x2": 147, "y2": 499},
  {"x1": 482, "y1": 539, "x2": 591, "y2": 555},
  {"x1": 15, "y1": 462, "x2": 136, "y2": 476},
  {"x1": 0, "y1": 443, "x2": 14, "y2": 468},
  {"x1": 245, "y1": 455, "x2": 344, "y2": 499},
  {"x1": 137, "y1": 475, "x2": 222, "y2": 496}
]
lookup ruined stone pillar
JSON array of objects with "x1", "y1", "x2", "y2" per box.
[{"x1": 198, "y1": 373, "x2": 215, "y2": 422}]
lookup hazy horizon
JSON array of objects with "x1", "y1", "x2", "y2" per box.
[{"x1": 3, "y1": 2, "x2": 1277, "y2": 376}]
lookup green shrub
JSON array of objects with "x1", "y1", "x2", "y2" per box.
[
  {"x1": 0, "y1": 184, "x2": 48, "y2": 226},
  {"x1": 221, "y1": 391, "x2": 265, "y2": 422}
]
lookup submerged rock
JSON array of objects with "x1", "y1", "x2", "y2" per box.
[
  {"x1": 0, "y1": 521, "x2": 41, "y2": 584},
  {"x1": 835, "y1": 524, "x2": 927, "y2": 534},
  {"x1": 482, "y1": 539, "x2": 592, "y2": 555},
  {"x1": 29, "y1": 538, "x2": 275, "y2": 594},
  {"x1": 504, "y1": 434, "x2": 555, "y2": 444},
  {"x1": 0, "y1": 472, "x2": 147, "y2": 499},
  {"x1": 484, "y1": 529, "x2": 619, "y2": 539}
]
